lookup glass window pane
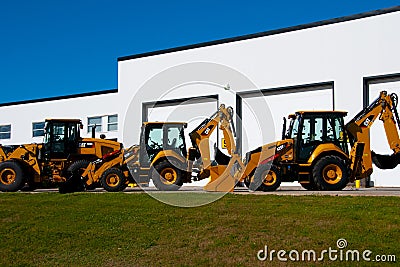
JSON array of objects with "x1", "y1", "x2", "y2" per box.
[
  {"x1": 88, "y1": 117, "x2": 102, "y2": 133},
  {"x1": 108, "y1": 124, "x2": 118, "y2": 131},
  {"x1": 0, "y1": 124, "x2": 11, "y2": 139},
  {"x1": 148, "y1": 128, "x2": 163, "y2": 148},
  {"x1": 88, "y1": 117, "x2": 102, "y2": 125},
  {"x1": 33, "y1": 122, "x2": 45, "y2": 137},
  {"x1": 302, "y1": 118, "x2": 312, "y2": 143},
  {"x1": 107, "y1": 115, "x2": 118, "y2": 131},
  {"x1": 167, "y1": 127, "x2": 184, "y2": 149},
  {"x1": 0, "y1": 132, "x2": 10, "y2": 139},
  {"x1": 88, "y1": 125, "x2": 102, "y2": 133},
  {"x1": 0, "y1": 125, "x2": 11, "y2": 132},
  {"x1": 314, "y1": 118, "x2": 323, "y2": 142},
  {"x1": 290, "y1": 117, "x2": 300, "y2": 139},
  {"x1": 33, "y1": 130, "x2": 45, "y2": 137},
  {"x1": 33, "y1": 122, "x2": 45, "y2": 130},
  {"x1": 108, "y1": 115, "x2": 118, "y2": 123}
]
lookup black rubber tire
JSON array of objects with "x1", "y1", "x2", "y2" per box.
[
  {"x1": 0, "y1": 161, "x2": 25, "y2": 192},
  {"x1": 151, "y1": 159, "x2": 183, "y2": 191},
  {"x1": 300, "y1": 181, "x2": 318, "y2": 191},
  {"x1": 252, "y1": 164, "x2": 281, "y2": 192},
  {"x1": 312, "y1": 156, "x2": 349, "y2": 191},
  {"x1": 59, "y1": 160, "x2": 89, "y2": 193},
  {"x1": 101, "y1": 168, "x2": 127, "y2": 192}
]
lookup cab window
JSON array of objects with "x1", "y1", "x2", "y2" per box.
[{"x1": 147, "y1": 127, "x2": 163, "y2": 150}]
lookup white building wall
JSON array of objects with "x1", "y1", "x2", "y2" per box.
[
  {"x1": 118, "y1": 10, "x2": 400, "y2": 186},
  {"x1": 119, "y1": 11, "x2": 400, "y2": 137},
  {"x1": 0, "y1": 92, "x2": 123, "y2": 145}
]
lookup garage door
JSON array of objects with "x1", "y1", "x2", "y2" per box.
[
  {"x1": 240, "y1": 83, "x2": 334, "y2": 152},
  {"x1": 368, "y1": 80, "x2": 400, "y2": 187}
]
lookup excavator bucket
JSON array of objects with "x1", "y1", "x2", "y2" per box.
[{"x1": 371, "y1": 151, "x2": 400, "y2": 169}]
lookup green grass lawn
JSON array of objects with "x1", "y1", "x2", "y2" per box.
[{"x1": 0, "y1": 193, "x2": 398, "y2": 266}]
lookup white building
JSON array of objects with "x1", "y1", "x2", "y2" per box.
[{"x1": 1, "y1": 7, "x2": 399, "y2": 187}]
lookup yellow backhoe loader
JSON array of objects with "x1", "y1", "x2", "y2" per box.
[
  {"x1": 0, "y1": 119, "x2": 121, "y2": 192},
  {"x1": 241, "y1": 90, "x2": 400, "y2": 191},
  {"x1": 80, "y1": 105, "x2": 243, "y2": 191}
]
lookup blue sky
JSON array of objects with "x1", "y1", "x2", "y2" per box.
[{"x1": 0, "y1": 1, "x2": 399, "y2": 104}]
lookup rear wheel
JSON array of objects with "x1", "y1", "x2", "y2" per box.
[
  {"x1": 0, "y1": 161, "x2": 25, "y2": 192},
  {"x1": 59, "y1": 160, "x2": 89, "y2": 193},
  {"x1": 101, "y1": 168, "x2": 127, "y2": 192},
  {"x1": 151, "y1": 159, "x2": 183, "y2": 191},
  {"x1": 253, "y1": 164, "x2": 281, "y2": 192},
  {"x1": 312, "y1": 156, "x2": 349, "y2": 191}
]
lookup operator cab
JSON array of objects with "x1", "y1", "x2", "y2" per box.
[
  {"x1": 42, "y1": 119, "x2": 83, "y2": 159},
  {"x1": 284, "y1": 111, "x2": 349, "y2": 162},
  {"x1": 139, "y1": 122, "x2": 187, "y2": 167}
]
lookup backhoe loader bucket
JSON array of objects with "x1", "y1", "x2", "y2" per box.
[
  {"x1": 203, "y1": 155, "x2": 244, "y2": 192},
  {"x1": 371, "y1": 151, "x2": 400, "y2": 169}
]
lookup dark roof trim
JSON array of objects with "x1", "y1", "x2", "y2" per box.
[
  {"x1": 237, "y1": 81, "x2": 334, "y2": 98},
  {"x1": 141, "y1": 94, "x2": 218, "y2": 122},
  {"x1": 118, "y1": 6, "x2": 400, "y2": 62},
  {"x1": 0, "y1": 89, "x2": 118, "y2": 107}
]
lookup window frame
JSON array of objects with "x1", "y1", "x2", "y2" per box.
[
  {"x1": 87, "y1": 116, "x2": 102, "y2": 133},
  {"x1": 107, "y1": 114, "x2": 118, "y2": 132},
  {"x1": 32, "y1": 121, "x2": 46, "y2": 137},
  {"x1": 0, "y1": 124, "x2": 11, "y2": 140}
]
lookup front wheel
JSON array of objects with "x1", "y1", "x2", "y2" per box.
[
  {"x1": 312, "y1": 156, "x2": 349, "y2": 191},
  {"x1": 151, "y1": 159, "x2": 183, "y2": 191},
  {"x1": 101, "y1": 168, "x2": 127, "y2": 192},
  {"x1": 59, "y1": 160, "x2": 89, "y2": 193},
  {"x1": 0, "y1": 161, "x2": 25, "y2": 192},
  {"x1": 252, "y1": 164, "x2": 281, "y2": 192}
]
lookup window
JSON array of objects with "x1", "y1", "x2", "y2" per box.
[
  {"x1": 167, "y1": 126, "x2": 184, "y2": 149},
  {"x1": 0, "y1": 125, "x2": 11, "y2": 139},
  {"x1": 148, "y1": 127, "x2": 163, "y2": 148},
  {"x1": 32, "y1": 122, "x2": 45, "y2": 137},
  {"x1": 107, "y1": 115, "x2": 118, "y2": 131},
  {"x1": 88, "y1": 115, "x2": 118, "y2": 133},
  {"x1": 88, "y1": 117, "x2": 102, "y2": 133},
  {"x1": 290, "y1": 116, "x2": 300, "y2": 139},
  {"x1": 52, "y1": 122, "x2": 66, "y2": 153}
]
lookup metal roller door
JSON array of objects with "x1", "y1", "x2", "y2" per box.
[{"x1": 368, "y1": 78, "x2": 400, "y2": 187}]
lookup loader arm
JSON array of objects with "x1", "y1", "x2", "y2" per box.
[{"x1": 346, "y1": 91, "x2": 400, "y2": 179}]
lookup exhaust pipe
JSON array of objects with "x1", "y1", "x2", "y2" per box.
[
  {"x1": 371, "y1": 151, "x2": 400, "y2": 169},
  {"x1": 91, "y1": 124, "x2": 97, "y2": 138}
]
